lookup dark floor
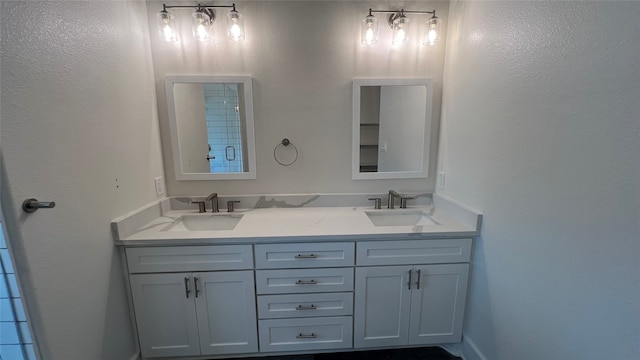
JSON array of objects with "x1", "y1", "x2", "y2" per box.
[{"x1": 224, "y1": 347, "x2": 461, "y2": 360}]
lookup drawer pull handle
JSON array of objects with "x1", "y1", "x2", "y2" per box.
[
  {"x1": 295, "y1": 254, "x2": 317, "y2": 259},
  {"x1": 296, "y1": 304, "x2": 317, "y2": 310},
  {"x1": 296, "y1": 279, "x2": 317, "y2": 285},
  {"x1": 296, "y1": 333, "x2": 317, "y2": 339}
]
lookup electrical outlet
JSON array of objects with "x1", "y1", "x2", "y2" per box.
[
  {"x1": 154, "y1": 177, "x2": 164, "y2": 196},
  {"x1": 437, "y1": 171, "x2": 445, "y2": 190}
]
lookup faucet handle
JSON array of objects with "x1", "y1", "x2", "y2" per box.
[
  {"x1": 399, "y1": 196, "x2": 415, "y2": 209},
  {"x1": 368, "y1": 198, "x2": 382, "y2": 210},
  {"x1": 190, "y1": 201, "x2": 206, "y2": 213},
  {"x1": 227, "y1": 200, "x2": 241, "y2": 213}
]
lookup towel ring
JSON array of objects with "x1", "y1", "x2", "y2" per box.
[{"x1": 273, "y1": 138, "x2": 298, "y2": 166}]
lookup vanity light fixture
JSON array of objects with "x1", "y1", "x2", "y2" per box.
[
  {"x1": 360, "y1": 8, "x2": 441, "y2": 46},
  {"x1": 157, "y1": 3, "x2": 245, "y2": 43}
]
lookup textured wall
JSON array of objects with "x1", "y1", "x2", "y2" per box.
[
  {"x1": 440, "y1": 1, "x2": 640, "y2": 359},
  {"x1": 148, "y1": 1, "x2": 449, "y2": 196},
  {"x1": 0, "y1": 1, "x2": 163, "y2": 359}
]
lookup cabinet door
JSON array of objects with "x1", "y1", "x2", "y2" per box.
[
  {"x1": 354, "y1": 266, "x2": 412, "y2": 348},
  {"x1": 408, "y1": 263, "x2": 469, "y2": 345},
  {"x1": 130, "y1": 273, "x2": 200, "y2": 358},
  {"x1": 195, "y1": 271, "x2": 258, "y2": 355}
]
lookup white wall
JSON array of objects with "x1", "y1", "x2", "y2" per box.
[
  {"x1": 174, "y1": 83, "x2": 209, "y2": 173},
  {"x1": 0, "y1": 1, "x2": 163, "y2": 359},
  {"x1": 440, "y1": 1, "x2": 640, "y2": 359},
  {"x1": 148, "y1": 1, "x2": 449, "y2": 196}
]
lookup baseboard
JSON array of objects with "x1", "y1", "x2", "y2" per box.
[
  {"x1": 439, "y1": 343, "x2": 462, "y2": 357},
  {"x1": 461, "y1": 336, "x2": 488, "y2": 360}
]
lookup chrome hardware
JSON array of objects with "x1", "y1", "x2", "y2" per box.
[
  {"x1": 399, "y1": 196, "x2": 415, "y2": 209},
  {"x1": 296, "y1": 279, "x2": 318, "y2": 285},
  {"x1": 194, "y1": 276, "x2": 200, "y2": 297},
  {"x1": 184, "y1": 277, "x2": 191, "y2": 298},
  {"x1": 296, "y1": 333, "x2": 317, "y2": 339},
  {"x1": 206, "y1": 155, "x2": 216, "y2": 160},
  {"x1": 368, "y1": 197, "x2": 382, "y2": 209},
  {"x1": 407, "y1": 269, "x2": 412, "y2": 290},
  {"x1": 415, "y1": 269, "x2": 421, "y2": 289},
  {"x1": 388, "y1": 190, "x2": 401, "y2": 209},
  {"x1": 191, "y1": 201, "x2": 206, "y2": 213},
  {"x1": 225, "y1": 146, "x2": 236, "y2": 161},
  {"x1": 22, "y1": 198, "x2": 56, "y2": 213},
  {"x1": 296, "y1": 304, "x2": 317, "y2": 310},
  {"x1": 206, "y1": 193, "x2": 219, "y2": 213},
  {"x1": 294, "y1": 254, "x2": 317, "y2": 259},
  {"x1": 227, "y1": 200, "x2": 241, "y2": 212}
]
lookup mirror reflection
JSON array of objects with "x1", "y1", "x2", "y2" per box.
[
  {"x1": 166, "y1": 75, "x2": 256, "y2": 180},
  {"x1": 352, "y1": 78, "x2": 433, "y2": 180}
]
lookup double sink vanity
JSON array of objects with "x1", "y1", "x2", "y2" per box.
[
  {"x1": 114, "y1": 74, "x2": 481, "y2": 359},
  {"x1": 113, "y1": 193, "x2": 482, "y2": 359}
]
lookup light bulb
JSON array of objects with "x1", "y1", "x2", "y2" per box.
[
  {"x1": 361, "y1": 14, "x2": 378, "y2": 45},
  {"x1": 192, "y1": 11, "x2": 212, "y2": 41},
  {"x1": 423, "y1": 16, "x2": 441, "y2": 46},
  {"x1": 157, "y1": 11, "x2": 178, "y2": 42},
  {"x1": 226, "y1": 9, "x2": 245, "y2": 41},
  {"x1": 391, "y1": 15, "x2": 409, "y2": 46}
]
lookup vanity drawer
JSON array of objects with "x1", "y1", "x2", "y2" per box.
[
  {"x1": 356, "y1": 239, "x2": 472, "y2": 266},
  {"x1": 126, "y1": 245, "x2": 253, "y2": 273},
  {"x1": 255, "y1": 268, "x2": 354, "y2": 294},
  {"x1": 255, "y1": 242, "x2": 355, "y2": 269},
  {"x1": 257, "y1": 292, "x2": 353, "y2": 319},
  {"x1": 258, "y1": 316, "x2": 353, "y2": 352}
]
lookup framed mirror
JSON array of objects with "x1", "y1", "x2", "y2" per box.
[
  {"x1": 352, "y1": 78, "x2": 433, "y2": 180},
  {"x1": 166, "y1": 75, "x2": 256, "y2": 180}
]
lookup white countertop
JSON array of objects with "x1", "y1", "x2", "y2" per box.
[{"x1": 113, "y1": 195, "x2": 482, "y2": 246}]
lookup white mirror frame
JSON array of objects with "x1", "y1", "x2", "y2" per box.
[
  {"x1": 166, "y1": 75, "x2": 257, "y2": 180},
  {"x1": 352, "y1": 78, "x2": 433, "y2": 180}
]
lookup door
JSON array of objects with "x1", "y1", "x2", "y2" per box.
[
  {"x1": 129, "y1": 273, "x2": 200, "y2": 358},
  {"x1": 354, "y1": 266, "x2": 411, "y2": 348},
  {"x1": 195, "y1": 270, "x2": 258, "y2": 355},
  {"x1": 408, "y1": 263, "x2": 469, "y2": 344}
]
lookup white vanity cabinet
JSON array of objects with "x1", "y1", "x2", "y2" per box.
[
  {"x1": 254, "y1": 242, "x2": 355, "y2": 353},
  {"x1": 354, "y1": 240, "x2": 471, "y2": 348},
  {"x1": 125, "y1": 245, "x2": 257, "y2": 358}
]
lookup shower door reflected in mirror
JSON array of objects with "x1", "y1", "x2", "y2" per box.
[{"x1": 166, "y1": 75, "x2": 256, "y2": 180}]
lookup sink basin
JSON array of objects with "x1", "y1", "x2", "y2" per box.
[
  {"x1": 162, "y1": 214, "x2": 244, "y2": 231},
  {"x1": 365, "y1": 210, "x2": 440, "y2": 227}
]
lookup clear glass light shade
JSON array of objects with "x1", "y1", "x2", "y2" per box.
[
  {"x1": 226, "y1": 10, "x2": 245, "y2": 41},
  {"x1": 423, "y1": 16, "x2": 441, "y2": 46},
  {"x1": 361, "y1": 15, "x2": 378, "y2": 45},
  {"x1": 157, "y1": 11, "x2": 179, "y2": 42},
  {"x1": 192, "y1": 11, "x2": 212, "y2": 41},
  {"x1": 391, "y1": 15, "x2": 409, "y2": 46}
]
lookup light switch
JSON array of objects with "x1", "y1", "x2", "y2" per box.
[
  {"x1": 154, "y1": 177, "x2": 164, "y2": 196},
  {"x1": 380, "y1": 142, "x2": 388, "y2": 153}
]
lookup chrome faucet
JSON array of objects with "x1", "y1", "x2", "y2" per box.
[
  {"x1": 206, "y1": 192, "x2": 219, "y2": 213},
  {"x1": 388, "y1": 190, "x2": 401, "y2": 209}
]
